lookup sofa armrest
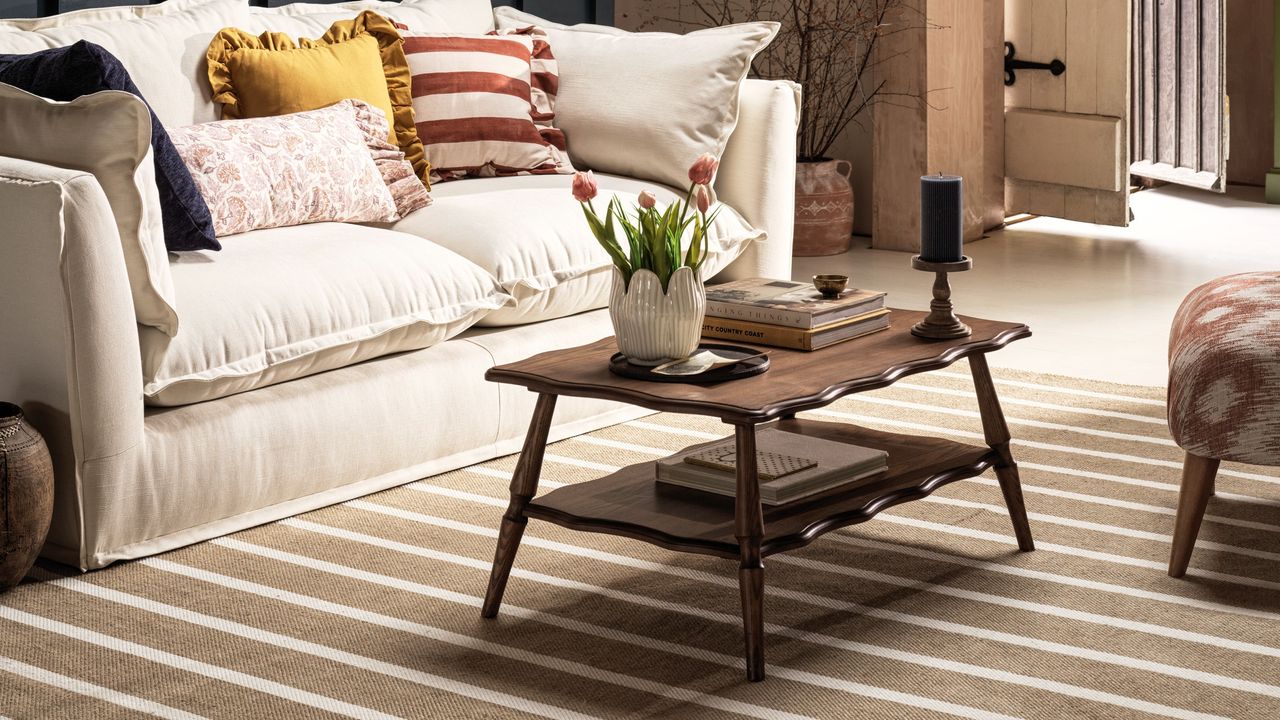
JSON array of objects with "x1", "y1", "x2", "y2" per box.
[
  {"x1": 714, "y1": 79, "x2": 801, "y2": 282},
  {"x1": 0, "y1": 156, "x2": 145, "y2": 561}
]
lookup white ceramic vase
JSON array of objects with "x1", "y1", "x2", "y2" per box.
[{"x1": 608, "y1": 266, "x2": 706, "y2": 365}]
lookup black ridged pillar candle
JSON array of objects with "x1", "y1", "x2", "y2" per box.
[{"x1": 920, "y1": 174, "x2": 963, "y2": 262}]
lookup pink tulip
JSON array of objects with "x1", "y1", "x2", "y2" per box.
[
  {"x1": 688, "y1": 153, "x2": 719, "y2": 186},
  {"x1": 695, "y1": 184, "x2": 712, "y2": 214},
  {"x1": 638, "y1": 190, "x2": 657, "y2": 209},
  {"x1": 572, "y1": 170, "x2": 598, "y2": 203}
]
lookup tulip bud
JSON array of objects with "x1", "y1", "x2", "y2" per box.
[
  {"x1": 638, "y1": 190, "x2": 657, "y2": 209},
  {"x1": 695, "y1": 184, "x2": 711, "y2": 214},
  {"x1": 571, "y1": 170, "x2": 598, "y2": 203},
  {"x1": 688, "y1": 153, "x2": 718, "y2": 186}
]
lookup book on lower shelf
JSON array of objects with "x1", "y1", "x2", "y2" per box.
[
  {"x1": 655, "y1": 428, "x2": 889, "y2": 506},
  {"x1": 702, "y1": 308, "x2": 890, "y2": 351},
  {"x1": 705, "y1": 277, "x2": 887, "y2": 329}
]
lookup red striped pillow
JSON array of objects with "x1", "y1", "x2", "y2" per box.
[{"x1": 403, "y1": 30, "x2": 573, "y2": 183}]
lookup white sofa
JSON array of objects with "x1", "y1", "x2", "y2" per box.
[{"x1": 0, "y1": 0, "x2": 798, "y2": 569}]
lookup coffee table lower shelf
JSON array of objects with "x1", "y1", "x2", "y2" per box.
[{"x1": 524, "y1": 418, "x2": 997, "y2": 560}]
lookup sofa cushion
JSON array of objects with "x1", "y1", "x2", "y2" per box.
[
  {"x1": 403, "y1": 30, "x2": 572, "y2": 183},
  {"x1": 207, "y1": 11, "x2": 429, "y2": 185},
  {"x1": 169, "y1": 99, "x2": 425, "y2": 236},
  {"x1": 493, "y1": 8, "x2": 777, "y2": 193},
  {"x1": 0, "y1": 40, "x2": 220, "y2": 252},
  {"x1": 0, "y1": 0, "x2": 251, "y2": 128},
  {"x1": 0, "y1": 83, "x2": 180, "y2": 336},
  {"x1": 140, "y1": 223, "x2": 511, "y2": 406},
  {"x1": 244, "y1": 0, "x2": 495, "y2": 37},
  {"x1": 388, "y1": 173, "x2": 765, "y2": 327}
]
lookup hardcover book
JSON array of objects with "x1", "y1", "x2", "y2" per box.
[
  {"x1": 655, "y1": 429, "x2": 889, "y2": 505},
  {"x1": 701, "y1": 309, "x2": 890, "y2": 351},
  {"x1": 705, "y1": 278, "x2": 887, "y2": 329}
]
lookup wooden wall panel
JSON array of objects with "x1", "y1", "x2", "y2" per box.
[
  {"x1": 1131, "y1": 0, "x2": 1225, "y2": 190},
  {"x1": 1225, "y1": 0, "x2": 1276, "y2": 186}
]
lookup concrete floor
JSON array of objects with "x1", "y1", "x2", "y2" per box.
[{"x1": 792, "y1": 183, "x2": 1280, "y2": 386}]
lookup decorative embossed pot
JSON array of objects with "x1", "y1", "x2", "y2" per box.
[
  {"x1": 793, "y1": 158, "x2": 855, "y2": 256},
  {"x1": 0, "y1": 402, "x2": 53, "y2": 592},
  {"x1": 608, "y1": 266, "x2": 706, "y2": 366}
]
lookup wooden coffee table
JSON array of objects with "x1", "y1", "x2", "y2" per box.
[{"x1": 480, "y1": 309, "x2": 1034, "y2": 681}]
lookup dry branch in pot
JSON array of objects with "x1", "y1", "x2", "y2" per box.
[{"x1": 636, "y1": 0, "x2": 919, "y2": 161}]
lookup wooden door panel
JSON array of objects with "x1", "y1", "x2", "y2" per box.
[
  {"x1": 1005, "y1": 0, "x2": 1132, "y2": 225},
  {"x1": 1130, "y1": 0, "x2": 1226, "y2": 191}
]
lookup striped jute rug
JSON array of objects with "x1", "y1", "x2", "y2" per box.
[{"x1": 4, "y1": 362, "x2": 1280, "y2": 720}]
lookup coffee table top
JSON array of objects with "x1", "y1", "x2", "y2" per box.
[{"x1": 486, "y1": 309, "x2": 1030, "y2": 423}]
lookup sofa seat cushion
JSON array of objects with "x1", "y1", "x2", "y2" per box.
[
  {"x1": 140, "y1": 222, "x2": 511, "y2": 407},
  {"x1": 387, "y1": 173, "x2": 765, "y2": 326}
]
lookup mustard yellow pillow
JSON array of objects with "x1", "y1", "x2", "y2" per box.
[{"x1": 206, "y1": 11, "x2": 429, "y2": 186}]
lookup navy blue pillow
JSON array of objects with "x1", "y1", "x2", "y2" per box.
[{"x1": 0, "y1": 41, "x2": 220, "y2": 252}]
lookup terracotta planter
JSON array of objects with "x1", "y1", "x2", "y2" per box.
[
  {"x1": 0, "y1": 402, "x2": 53, "y2": 592},
  {"x1": 793, "y1": 158, "x2": 855, "y2": 256},
  {"x1": 609, "y1": 266, "x2": 706, "y2": 366}
]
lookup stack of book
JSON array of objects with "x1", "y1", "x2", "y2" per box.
[
  {"x1": 655, "y1": 429, "x2": 889, "y2": 506},
  {"x1": 701, "y1": 278, "x2": 889, "y2": 351}
]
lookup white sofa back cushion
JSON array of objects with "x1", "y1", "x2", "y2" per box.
[
  {"x1": 0, "y1": 83, "x2": 180, "y2": 335},
  {"x1": 0, "y1": 0, "x2": 250, "y2": 128},
  {"x1": 244, "y1": 0, "x2": 495, "y2": 36},
  {"x1": 493, "y1": 8, "x2": 777, "y2": 193},
  {"x1": 389, "y1": 173, "x2": 764, "y2": 327},
  {"x1": 140, "y1": 223, "x2": 512, "y2": 407}
]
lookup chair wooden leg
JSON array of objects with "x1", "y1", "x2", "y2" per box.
[{"x1": 1169, "y1": 452, "x2": 1220, "y2": 578}]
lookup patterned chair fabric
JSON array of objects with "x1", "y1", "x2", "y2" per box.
[{"x1": 1168, "y1": 272, "x2": 1280, "y2": 465}]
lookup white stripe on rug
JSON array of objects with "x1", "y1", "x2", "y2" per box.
[
  {"x1": 249, "y1": 525, "x2": 1218, "y2": 720},
  {"x1": 28, "y1": 570, "x2": 598, "y2": 720},
  {"x1": 811, "y1": 409, "x2": 1280, "y2": 484},
  {"x1": 0, "y1": 607, "x2": 399, "y2": 720},
  {"x1": 891, "y1": 383, "x2": 1166, "y2": 424},
  {"x1": 191, "y1": 545, "x2": 1018, "y2": 720},
  {"x1": 326, "y1": 503, "x2": 1280, "y2": 700},
  {"x1": 869, "y1": 514, "x2": 1280, "y2": 592},
  {"x1": 840, "y1": 395, "x2": 1177, "y2": 447},
  {"x1": 929, "y1": 372, "x2": 1167, "y2": 407},
  {"x1": 0, "y1": 656, "x2": 204, "y2": 720}
]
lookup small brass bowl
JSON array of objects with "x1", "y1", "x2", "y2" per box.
[{"x1": 812, "y1": 274, "x2": 849, "y2": 298}]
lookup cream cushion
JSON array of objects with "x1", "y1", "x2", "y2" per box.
[
  {"x1": 493, "y1": 8, "x2": 777, "y2": 192},
  {"x1": 244, "y1": 0, "x2": 495, "y2": 36},
  {"x1": 0, "y1": 83, "x2": 179, "y2": 335},
  {"x1": 140, "y1": 223, "x2": 512, "y2": 406},
  {"x1": 389, "y1": 173, "x2": 764, "y2": 326},
  {"x1": 0, "y1": 0, "x2": 249, "y2": 128}
]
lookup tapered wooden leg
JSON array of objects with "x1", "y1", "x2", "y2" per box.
[
  {"x1": 732, "y1": 423, "x2": 766, "y2": 681},
  {"x1": 1169, "y1": 452, "x2": 1219, "y2": 578},
  {"x1": 482, "y1": 393, "x2": 558, "y2": 618},
  {"x1": 969, "y1": 354, "x2": 1035, "y2": 551}
]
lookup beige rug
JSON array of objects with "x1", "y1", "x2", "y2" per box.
[{"x1": 3, "y1": 362, "x2": 1280, "y2": 720}]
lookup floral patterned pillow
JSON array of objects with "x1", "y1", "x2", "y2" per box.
[{"x1": 169, "y1": 99, "x2": 430, "y2": 237}]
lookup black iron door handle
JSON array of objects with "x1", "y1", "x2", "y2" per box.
[{"x1": 1004, "y1": 42, "x2": 1066, "y2": 86}]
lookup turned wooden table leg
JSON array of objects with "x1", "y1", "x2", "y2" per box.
[
  {"x1": 969, "y1": 354, "x2": 1035, "y2": 552},
  {"x1": 482, "y1": 393, "x2": 557, "y2": 618},
  {"x1": 733, "y1": 423, "x2": 766, "y2": 681}
]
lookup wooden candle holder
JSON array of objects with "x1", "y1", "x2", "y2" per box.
[{"x1": 910, "y1": 255, "x2": 973, "y2": 340}]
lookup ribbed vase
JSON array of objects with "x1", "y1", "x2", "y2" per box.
[{"x1": 609, "y1": 267, "x2": 705, "y2": 365}]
